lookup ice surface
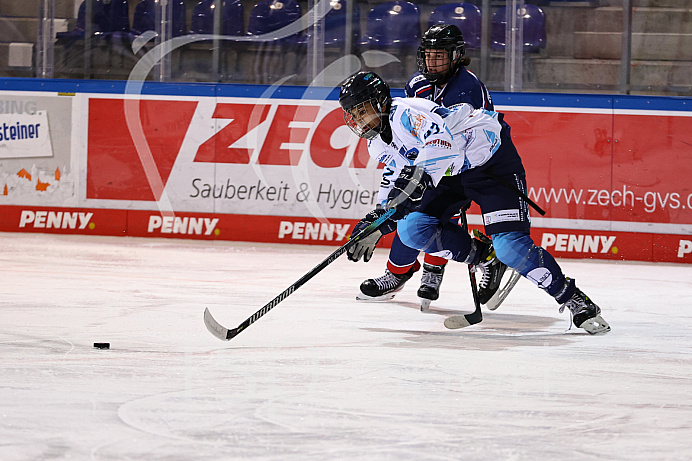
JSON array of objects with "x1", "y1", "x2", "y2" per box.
[{"x1": 1, "y1": 232, "x2": 691, "y2": 460}]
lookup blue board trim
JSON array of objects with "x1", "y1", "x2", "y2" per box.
[{"x1": 1, "y1": 77, "x2": 690, "y2": 112}]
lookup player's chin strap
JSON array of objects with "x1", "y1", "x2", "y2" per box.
[{"x1": 481, "y1": 169, "x2": 546, "y2": 216}]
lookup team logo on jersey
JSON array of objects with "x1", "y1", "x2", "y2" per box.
[
  {"x1": 404, "y1": 147, "x2": 419, "y2": 160},
  {"x1": 465, "y1": 129, "x2": 476, "y2": 144},
  {"x1": 400, "y1": 109, "x2": 427, "y2": 138}
]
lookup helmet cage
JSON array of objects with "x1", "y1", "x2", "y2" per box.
[
  {"x1": 343, "y1": 99, "x2": 387, "y2": 140},
  {"x1": 339, "y1": 71, "x2": 391, "y2": 140},
  {"x1": 416, "y1": 29, "x2": 466, "y2": 85}
]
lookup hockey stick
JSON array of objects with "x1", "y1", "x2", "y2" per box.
[
  {"x1": 443, "y1": 210, "x2": 483, "y2": 329},
  {"x1": 469, "y1": 228, "x2": 520, "y2": 312},
  {"x1": 204, "y1": 209, "x2": 397, "y2": 341}
]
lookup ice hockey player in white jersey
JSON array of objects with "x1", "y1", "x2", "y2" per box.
[
  {"x1": 340, "y1": 70, "x2": 610, "y2": 335},
  {"x1": 356, "y1": 24, "x2": 497, "y2": 309}
]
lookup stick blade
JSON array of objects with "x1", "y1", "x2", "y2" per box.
[
  {"x1": 204, "y1": 308, "x2": 231, "y2": 341},
  {"x1": 444, "y1": 315, "x2": 471, "y2": 329},
  {"x1": 444, "y1": 310, "x2": 483, "y2": 330},
  {"x1": 444, "y1": 315, "x2": 473, "y2": 329}
]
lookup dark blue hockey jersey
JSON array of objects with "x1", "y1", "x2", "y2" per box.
[{"x1": 405, "y1": 67, "x2": 493, "y2": 111}]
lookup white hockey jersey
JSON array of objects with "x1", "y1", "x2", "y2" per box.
[{"x1": 368, "y1": 97, "x2": 503, "y2": 204}]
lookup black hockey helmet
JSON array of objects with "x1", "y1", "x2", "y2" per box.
[
  {"x1": 416, "y1": 24, "x2": 467, "y2": 85},
  {"x1": 339, "y1": 71, "x2": 392, "y2": 140}
]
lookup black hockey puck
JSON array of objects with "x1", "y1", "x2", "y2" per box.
[{"x1": 93, "y1": 342, "x2": 110, "y2": 349}]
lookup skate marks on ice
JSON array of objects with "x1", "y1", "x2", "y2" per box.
[
  {"x1": 3, "y1": 234, "x2": 692, "y2": 460},
  {"x1": 0, "y1": 331, "x2": 76, "y2": 356},
  {"x1": 364, "y1": 312, "x2": 573, "y2": 351},
  {"x1": 110, "y1": 349, "x2": 649, "y2": 461},
  {"x1": 372, "y1": 298, "x2": 578, "y2": 350},
  {"x1": 388, "y1": 300, "x2": 470, "y2": 316},
  {"x1": 390, "y1": 300, "x2": 504, "y2": 317}
]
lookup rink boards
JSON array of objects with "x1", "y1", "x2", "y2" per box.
[{"x1": 0, "y1": 78, "x2": 690, "y2": 264}]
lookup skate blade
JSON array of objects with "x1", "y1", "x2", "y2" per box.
[
  {"x1": 356, "y1": 292, "x2": 398, "y2": 302},
  {"x1": 485, "y1": 270, "x2": 521, "y2": 311},
  {"x1": 420, "y1": 298, "x2": 432, "y2": 311},
  {"x1": 580, "y1": 315, "x2": 611, "y2": 335},
  {"x1": 444, "y1": 315, "x2": 471, "y2": 329}
]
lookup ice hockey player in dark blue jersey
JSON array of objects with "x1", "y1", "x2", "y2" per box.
[
  {"x1": 356, "y1": 24, "x2": 499, "y2": 310},
  {"x1": 406, "y1": 25, "x2": 492, "y2": 110}
]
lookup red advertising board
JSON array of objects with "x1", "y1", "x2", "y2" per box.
[
  {"x1": 3, "y1": 204, "x2": 690, "y2": 264},
  {"x1": 0, "y1": 80, "x2": 690, "y2": 264}
]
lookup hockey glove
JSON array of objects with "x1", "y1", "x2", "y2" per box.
[
  {"x1": 348, "y1": 208, "x2": 396, "y2": 262},
  {"x1": 386, "y1": 165, "x2": 433, "y2": 220}
]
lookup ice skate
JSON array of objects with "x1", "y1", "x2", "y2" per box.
[
  {"x1": 357, "y1": 267, "x2": 416, "y2": 301},
  {"x1": 471, "y1": 235, "x2": 508, "y2": 305},
  {"x1": 417, "y1": 263, "x2": 445, "y2": 311},
  {"x1": 484, "y1": 269, "x2": 521, "y2": 311},
  {"x1": 559, "y1": 285, "x2": 611, "y2": 335}
]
